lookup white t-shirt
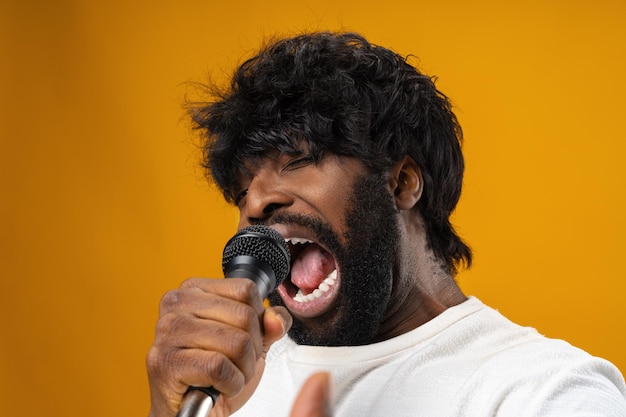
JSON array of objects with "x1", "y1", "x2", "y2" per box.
[{"x1": 233, "y1": 297, "x2": 626, "y2": 416}]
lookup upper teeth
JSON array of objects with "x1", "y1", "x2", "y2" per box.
[{"x1": 285, "y1": 237, "x2": 313, "y2": 245}]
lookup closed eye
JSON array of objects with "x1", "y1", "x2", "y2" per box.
[
  {"x1": 234, "y1": 188, "x2": 248, "y2": 206},
  {"x1": 281, "y1": 155, "x2": 315, "y2": 173}
]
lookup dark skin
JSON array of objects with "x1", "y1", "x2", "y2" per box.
[
  {"x1": 146, "y1": 154, "x2": 467, "y2": 417},
  {"x1": 289, "y1": 372, "x2": 333, "y2": 417}
]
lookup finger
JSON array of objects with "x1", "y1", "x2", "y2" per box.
[
  {"x1": 147, "y1": 345, "x2": 246, "y2": 399},
  {"x1": 290, "y1": 372, "x2": 333, "y2": 417},
  {"x1": 158, "y1": 316, "x2": 261, "y2": 380},
  {"x1": 159, "y1": 296, "x2": 263, "y2": 351},
  {"x1": 161, "y1": 278, "x2": 265, "y2": 317},
  {"x1": 262, "y1": 306, "x2": 292, "y2": 347}
]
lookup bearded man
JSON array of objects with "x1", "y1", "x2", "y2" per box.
[{"x1": 146, "y1": 32, "x2": 626, "y2": 417}]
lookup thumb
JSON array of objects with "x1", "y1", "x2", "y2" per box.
[
  {"x1": 290, "y1": 372, "x2": 333, "y2": 417},
  {"x1": 262, "y1": 306, "x2": 292, "y2": 347}
]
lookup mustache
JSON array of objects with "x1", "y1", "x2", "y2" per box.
[
  {"x1": 259, "y1": 212, "x2": 322, "y2": 229},
  {"x1": 259, "y1": 212, "x2": 344, "y2": 258},
  {"x1": 260, "y1": 212, "x2": 329, "y2": 236}
]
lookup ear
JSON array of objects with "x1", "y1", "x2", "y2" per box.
[{"x1": 389, "y1": 156, "x2": 423, "y2": 210}]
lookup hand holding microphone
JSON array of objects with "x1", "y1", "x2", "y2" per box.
[
  {"x1": 177, "y1": 225, "x2": 291, "y2": 417},
  {"x1": 147, "y1": 226, "x2": 292, "y2": 417}
]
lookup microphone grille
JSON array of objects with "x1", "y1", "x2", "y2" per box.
[{"x1": 222, "y1": 225, "x2": 291, "y2": 289}]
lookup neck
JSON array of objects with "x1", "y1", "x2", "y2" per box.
[{"x1": 373, "y1": 215, "x2": 467, "y2": 342}]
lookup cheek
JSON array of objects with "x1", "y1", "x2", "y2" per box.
[
  {"x1": 312, "y1": 186, "x2": 354, "y2": 239},
  {"x1": 237, "y1": 214, "x2": 247, "y2": 230}
]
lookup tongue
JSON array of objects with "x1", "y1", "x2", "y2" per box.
[{"x1": 291, "y1": 244, "x2": 335, "y2": 293}]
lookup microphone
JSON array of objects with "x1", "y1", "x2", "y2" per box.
[{"x1": 176, "y1": 225, "x2": 291, "y2": 417}]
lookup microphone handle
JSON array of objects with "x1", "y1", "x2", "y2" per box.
[
  {"x1": 177, "y1": 387, "x2": 220, "y2": 417},
  {"x1": 176, "y1": 259, "x2": 277, "y2": 417}
]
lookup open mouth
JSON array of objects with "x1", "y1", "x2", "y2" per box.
[{"x1": 278, "y1": 237, "x2": 341, "y2": 318}]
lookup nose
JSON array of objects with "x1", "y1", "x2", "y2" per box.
[{"x1": 238, "y1": 171, "x2": 293, "y2": 227}]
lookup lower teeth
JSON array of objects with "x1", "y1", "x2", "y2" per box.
[{"x1": 293, "y1": 270, "x2": 337, "y2": 303}]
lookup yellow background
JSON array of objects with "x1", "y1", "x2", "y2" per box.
[{"x1": 1, "y1": 1, "x2": 624, "y2": 415}]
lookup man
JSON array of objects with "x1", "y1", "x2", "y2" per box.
[{"x1": 147, "y1": 32, "x2": 626, "y2": 416}]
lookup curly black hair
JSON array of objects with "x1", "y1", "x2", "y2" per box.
[{"x1": 190, "y1": 31, "x2": 471, "y2": 275}]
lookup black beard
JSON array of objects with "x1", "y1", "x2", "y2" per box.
[{"x1": 267, "y1": 172, "x2": 400, "y2": 346}]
